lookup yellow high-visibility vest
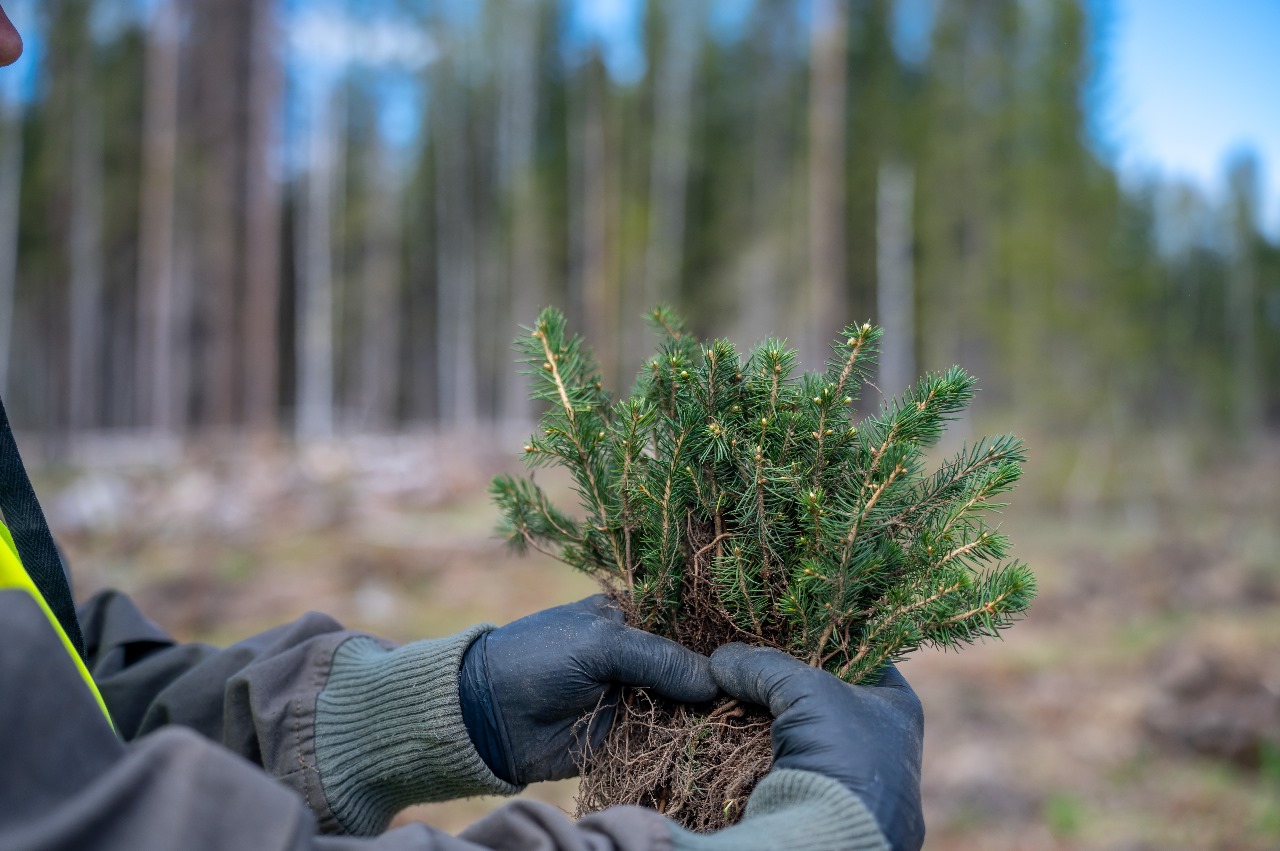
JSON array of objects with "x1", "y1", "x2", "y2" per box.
[{"x1": 0, "y1": 522, "x2": 114, "y2": 729}]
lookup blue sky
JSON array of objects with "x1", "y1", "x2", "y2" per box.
[{"x1": 1106, "y1": 0, "x2": 1280, "y2": 235}]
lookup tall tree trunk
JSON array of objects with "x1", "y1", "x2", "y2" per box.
[
  {"x1": 68, "y1": 47, "x2": 103, "y2": 432},
  {"x1": 242, "y1": 0, "x2": 283, "y2": 433},
  {"x1": 638, "y1": 0, "x2": 700, "y2": 349},
  {"x1": 0, "y1": 68, "x2": 22, "y2": 399},
  {"x1": 738, "y1": 0, "x2": 797, "y2": 344},
  {"x1": 498, "y1": 0, "x2": 543, "y2": 424},
  {"x1": 433, "y1": 57, "x2": 478, "y2": 427},
  {"x1": 403, "y1": 145, "x2": 438, "y2": 424},
  {"x1": 356, "y1": 138, "x2": 402, "y2": 430},
  {"x1": 171, "y1": 222, "x2": 196, "y2": 431},
  {"x1": 807, "y1": 0, "x2": 848, "y2": 368},
  {"x1": 189, "y1": 0, "x2": 248, "y2": 428},
  {"x1": 328, "y1": 83, "x2": 349, "y2": 420},
  {"x1": 876, "y1": 160, "x2": 914, "y2": 401},
  {"x1": 136, "y1": 0, "x2": 180, "y2": 430},
  {"x1": 406, "y1": 234, "x2": 437, "y2": 424},
  {"x1": 295, "y1": 86, "x2": 338, "y2": 438},
  {"x1": 472, "y1": 81, "x2": 501, "y2": 423},
  {"x1": 566, "y1": 54, "x2": 587, "y2": 340},
  {"x1": 107, "y1": 295, "x2": 134, "y2": 429},
  {"x1": 574, "y1": 54, "x2": 616, "y2": 385},
  {"x1": 1226, "y1": 156, "x2": 1261, "y2": 442}
]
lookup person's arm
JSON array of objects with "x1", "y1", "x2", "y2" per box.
[
  {"x1": 6, "y1": 588, "x2": 675, "y2": 851},
  {"x1": 18, "y1": 590, "x2": 920, "y2": 850},
  {"x1": 79, "y1": 589, "x2": 519, "y2": 833},
  {"x1": 77, "y1": 590, "x2": 720, "y2": 838}
]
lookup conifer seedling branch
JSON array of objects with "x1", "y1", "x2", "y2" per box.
[{"x1": 491, "y1": 306, "x2": 1035, "y2": 686}]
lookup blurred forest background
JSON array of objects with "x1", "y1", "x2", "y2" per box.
[
  {"x1": 2, "y1": 0, "x2": 1279, "y2": 848},
  {"x1": 2, "y1": 0, "x2": 1278, "y2": 437}
]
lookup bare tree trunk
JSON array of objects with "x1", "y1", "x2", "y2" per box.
[
  {"x1": 472, "y1": 83, "x2": 501, "y2": 422},
  {"x1": 68, "y1": 49, "x2": 103, "y2": 432},
  {"x1": 638, "y1": 0, "x2": 700, "y2": 349},
  {"x1": 170, "y1": 222, "x2": 196, "y2": 431},
  {"x1": 190, "y1": 0, "x2": 248, "y2": 428},
  {"x1": 1227, "y1": 257, "x2": 1259, "y2": 441},
  {"x1": 356, "y1": 139, "x2": 402, "y2": 430},
  {"x1": 295, "y1": 86, "x2": 338, "y2": 438},
  {"x1": 434, "y1": 58, "x2": 478, "y2": 427},
  {"x1": 1226, "y1": 157, "x2": 1260, "y2": 443},
  {"x1": 329, "y1": 83, "x2": 349, "y2": 420},
  {"x1": 737, "y1": 0, "x2": 796, "y2": 344},
  {"x1": 136, "y1": 0, "x2": 180, "y2": 430},
  {"x1": 0, "y1": 70, "x2": 22, "y2": 399},
  {"x1": 876, "y1": 160, "x2": 914, "y2": 401},
  {"x1": 498, "y1": 0, "x2": 543, "y2": 424},
  {"x1": 242, "y1": 0, "x2": 283, "y2": 434},
  {"x1": 107, "y1": 295, "x2": 134, "y2": 428},
  {"x1": 403, "y1": 155, "x2": 438, "y2": 424},
  {"x1": 578, "y1": 55, "x2": 616, "y2": 384},
  {"x1": 566, "y1": 54, "x2": 587, "y2": 337},
  {"x1": 807, "y1": 0, "x2": 848, "y2": 367}
]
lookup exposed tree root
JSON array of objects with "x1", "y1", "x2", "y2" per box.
[{"x1": 575, "y1": 688, "x2": 773, "y2": 832}]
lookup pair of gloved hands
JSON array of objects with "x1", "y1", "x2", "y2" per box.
[{"x1": 458, "y1": 596, "x2": 924, "y2": 850}]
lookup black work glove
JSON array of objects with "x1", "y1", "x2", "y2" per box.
[
  {"x1": 459, "y1": 595, "x2": 719, "y2": 785},
  {"x1": 711, "y1": 643, "x2": 925, "y2": 851}
]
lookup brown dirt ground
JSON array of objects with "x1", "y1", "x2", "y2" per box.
[{"x1": 35, "y1": 427, "x2": 1280, "y2": 850}]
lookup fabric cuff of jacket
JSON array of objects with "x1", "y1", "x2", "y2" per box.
[
  {"x1": 313, "y1": 625, "x2": 523, "y2": 836},
  {"x1": 669, "y1": 769, "x2": 891, "y2": 851}
]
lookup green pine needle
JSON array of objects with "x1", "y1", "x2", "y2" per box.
[{"x1": 492, "y1": 306, "x2": 1036, "y2": 683}]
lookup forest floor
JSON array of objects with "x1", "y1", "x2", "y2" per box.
[{"x1": 36, "y1": 425, "x2": 1280, "y2": 850}]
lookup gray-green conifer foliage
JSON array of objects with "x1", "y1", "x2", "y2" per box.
[{"x1": 491, "y1": 306, "x2": 1034, "y2": 684}]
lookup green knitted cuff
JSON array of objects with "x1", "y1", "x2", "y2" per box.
[
  {"x1": 314, "y1": 627, "x2": 523, "y2": 836},
  {"x1": 669, "y1": 769, "x2": 889, "y2": 851}
]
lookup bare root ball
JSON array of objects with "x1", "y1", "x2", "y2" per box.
[{"x1": 575, "y1": 689, "x2": 773, "y2": 832}]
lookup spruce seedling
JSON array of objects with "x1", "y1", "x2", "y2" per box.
[{"x1": 490, "y1": 306, "x2": 1035, "y2": 829}]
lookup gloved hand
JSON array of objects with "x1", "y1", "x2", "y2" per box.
[
  {"x1": 711, "y1": 643, "x2": 925, "y2": 851},
  {"x1": 459, "y1": 595, "x2": 719, "y2": 785}
]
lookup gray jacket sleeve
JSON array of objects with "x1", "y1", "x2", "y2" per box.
[
  {"x1": 2, "y1": 588, "x2": 888, "y2": 850},
  {"x1": 78, "y1": 589, "x2": 522, "y2": 833}
]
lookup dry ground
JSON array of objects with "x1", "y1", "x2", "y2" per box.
[{"x1": 34, "y1": 426, "x2": 1280, "y2": 850}]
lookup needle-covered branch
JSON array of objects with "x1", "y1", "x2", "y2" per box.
[{"x1": 494, "y1": 306, "x2": 1035, "y2": 685}]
